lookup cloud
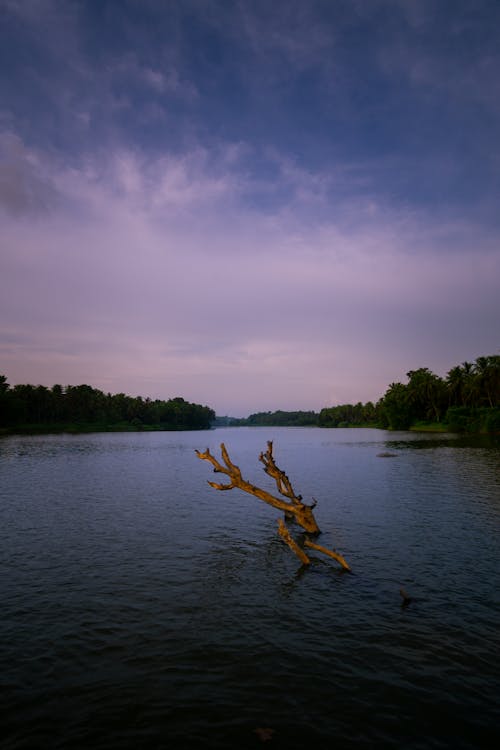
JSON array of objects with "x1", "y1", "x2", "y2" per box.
[
  {"x1": 1, "y1": 130, "x2": 498, "y2": 413},
  {"x1": 375, "y1": 0, "x2": 500, "y2": 115},
  {"x1": 1, "y1": 2, "x2": 499, "y2": 413},
  {"x1": 236, "y1": 0, "x2": 334, "y2": 72},
  {"x1": 0, "y1": 132, "x2": 60, "y2": 214},
  {"x1": 106, "y1": 54, "x2": 199, "y2": 101}
]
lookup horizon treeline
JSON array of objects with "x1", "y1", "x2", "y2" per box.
[
  {"x1": 374, "y1": 354, "x2": 500, "y2": 432},
  {"x1": 214, "y1": 410, "x2": 318, "y2": 427},
  {"x1": 0, "y1": 376, "x2": 215, "y2": 432},
  {"x1": 220, "y1": 354, "x2": 500, "y2": 433},
  {"x1": 1, "y1": 354, "x2": 499, "y2": 435}
]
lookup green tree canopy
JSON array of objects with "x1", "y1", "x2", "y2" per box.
[{"x1": 0, "y1": 377, "x2": 215, "y2": 432}]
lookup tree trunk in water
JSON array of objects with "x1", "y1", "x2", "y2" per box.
[
  {"x1": 304, "y1": 538, "x2": 351, "y2": 571},
  {"x1": 195, "y1": 441, "x2": 320, "y2": 534},
  {"x1": 196, "y1": 442, "x2": 350, "y2": 570},
  {"x1": 277, "y1": 519, "x2": 311, "y2": 565}
]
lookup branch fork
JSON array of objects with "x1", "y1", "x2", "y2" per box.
[{"x1": 196, "y1": 442, "x2": 350, "y2": 570}]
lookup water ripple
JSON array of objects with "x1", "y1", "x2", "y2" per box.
[{"x1": 1, "y1": 428, "x2": 499, "y2": 749}]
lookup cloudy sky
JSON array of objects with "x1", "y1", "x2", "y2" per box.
[{"x1": 1, "y1": 0, "x2": 499, "y2": 416}]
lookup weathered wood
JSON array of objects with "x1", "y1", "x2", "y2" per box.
[
  {"x1": 196, "y1": 441, "x2": 351, "y2": 570},
  {"x1": 304, "y1": 538, "x2": 351, "y2": 571},
  {"x1": 278, "y1": 519, "x2": 310, "y2": 565},
  {"x1": 259, "y1": 442, "x2": 302, "y2": 505},
  {"x1": 196, "y1": 442, "x2": 320, "y2": 534}
]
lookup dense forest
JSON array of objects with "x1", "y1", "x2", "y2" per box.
[
  {"x1": 320, "y1": 355, "x2": 499, "y2": 433},
  {"x1": 214, "y1": 410, "x2": 318, "y2": 427},
  {"x1": 0, "y1": 376, "x2": 215, "y2": 433},
  {"x1": 1, "y1": 354, "x2": 499, "y2": 435},
  {"x1": 220, "y1": 355, "x2": 500, "y2": 434},
  {"x1": 373, "y1": 355, "x2": 500, "y2": 433}
]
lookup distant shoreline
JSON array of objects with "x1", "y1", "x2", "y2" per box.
[
  {"x1": 0, "y1": 422, "x2": 212, "y2": 436},
  {"x1": 0, "y1": 421, "x2": 489, "y2": 437}
]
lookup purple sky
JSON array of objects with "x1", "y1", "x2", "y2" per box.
[{"x1": 1, "y1": 0, "x2": 499, "y2": 416}]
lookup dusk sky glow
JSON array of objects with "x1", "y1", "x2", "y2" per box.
[{"x1": 1, "y1": 0, "x2": 499, "y2": 416}]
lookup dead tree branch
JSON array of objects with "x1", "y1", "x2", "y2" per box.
[
  {"x1": 277, "y1": 519, "x2": 311, "y2": 565},
  {"x1": 259, "y1": 442, "x2": 301, "y2": 504},
  {"x1": 196, "y1": 442, "x2": 350, "y2": 570},
  {"x1": 304, "y1": 538, "x2": 351, "y2": 571},
  {"x1": 196, "y1": 442, "x2": 320, "y2": 534}
]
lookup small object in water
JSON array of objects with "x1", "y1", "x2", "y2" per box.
[
  {"x1": 254, "y1": 727, "x2": 275, "y2": 742},
  {"x1": 377, "y1": 452, "x2": 398, "y2": 457},
  {"x1": 400, "y1": 587, "x2": 412, "y2": 606}
]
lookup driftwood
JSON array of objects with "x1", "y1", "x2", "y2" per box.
[
  {"x1": 277, "y1": 519, "x2": 311, "y2": 565},
  {"x1": 304, "y1": 538, "x2": 351, "y2": 571},
  {"x1": 196, "y1": 441, "x2": 350, "y2": 570},
  {"x1": 195, "y1": 441, "x2": 320, "y2": 533}
]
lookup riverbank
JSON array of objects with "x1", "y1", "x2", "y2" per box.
[
  {"x1": 0, "y1": 422, "x2": 211, "y2": 436},
  {"x1": 408, "y1": 422, "x2": 450, "y2": 433}
]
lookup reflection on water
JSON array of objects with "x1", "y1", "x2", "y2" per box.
[{"x1": 1, "y1": 427, "x2": 499, "y2": 749}]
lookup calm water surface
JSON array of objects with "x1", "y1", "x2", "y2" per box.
[{"x1": 1, "y1": 427, "x2": 499, "y2": 749}]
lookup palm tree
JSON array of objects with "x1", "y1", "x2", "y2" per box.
[
  {"x1": 406, "y1": 368, "x2": 447, "y2": 422},
  {"x1": 473, "y1": 356, "x2": 500, "y2": 407},
  {"x1": 446, "y1": 364, "x2": 476, "y2": 407}
]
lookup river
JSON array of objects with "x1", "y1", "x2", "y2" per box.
[{"x1": 1, "y1": 427, "x2": 499, "y2": 749}]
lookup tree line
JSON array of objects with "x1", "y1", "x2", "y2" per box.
[
  {"x1": 320, "y1": 355, "x2": 500, "y2": 432},
  {"x1": 1, "y1": 354, "x2": 498, "y2": 434},
  {"x1": 214, "y1": 410, "x2": 318, "y2": 427},
  {"x1": 374, "y1": 355, "x2": 500, "y2": 432},
  {"x1": 0, "y1": 376, "x2": 215, "y2": 432},
  {"x1": 218, "y1": 354, "x2": 500, "y2": 433}
]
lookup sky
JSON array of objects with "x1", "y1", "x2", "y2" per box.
[{"x1": 1, "y1": 0, "x2": 499, "y2": 416}]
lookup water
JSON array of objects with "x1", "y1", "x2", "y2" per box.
[{"x1": 1, "y1": 427, "x2": 499, "y2": 749}]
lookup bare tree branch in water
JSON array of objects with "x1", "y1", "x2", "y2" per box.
[{"x1": 196, "y1": 441, "x2": 350, "y2": 570}]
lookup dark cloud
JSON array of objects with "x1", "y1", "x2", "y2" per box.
[{"x1": 0, "y1": 1, "x2": 499, "y2": 412}]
